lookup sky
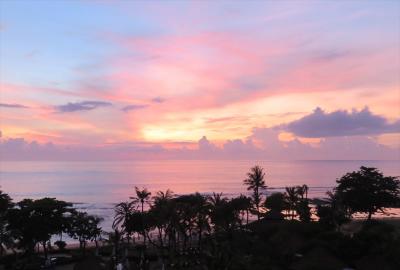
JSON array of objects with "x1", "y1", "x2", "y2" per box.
[{"x1": 0, "y1": 0, "x2": 399, "y2": 160}]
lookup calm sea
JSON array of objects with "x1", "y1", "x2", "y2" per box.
[{"x1": 1, "y1": 160, "x2": 399, "y2": 232}]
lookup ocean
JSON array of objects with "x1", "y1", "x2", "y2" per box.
[{"x1": 1, "y1": 160, "x2": 399, "y2": 232}]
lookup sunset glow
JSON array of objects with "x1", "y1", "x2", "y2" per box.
[{"x1": 1, "y1": 1, "x2": 399, "y2": 160}]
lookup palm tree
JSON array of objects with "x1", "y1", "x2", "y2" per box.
[
  {"x1": 153, "y1": 189, "x2": 174, "y2": 206},
  {"x1": 285, "y1": 186, "x2": 299, "y2": 220},
  {"x1": 230, "y1": 194, "x2": 251, "y2": 225},
  {"x1": 130, "y1": 187, "x2": 152, "y2": 214},
  {"x1": 194, "y1": 193, "x2": 210, "y2": 249},
  {"x1": 207, "y1": 193, "x2": 224, "y2": 233},
  {"x1": 210, "y1": 198, "x2": 241, "y2": 234},
  {"x1": 130, "y1": 187, "x2": 151, "y2": 244},
  {"x1": 296, "y1": 185, "x2": 309, "y2": 200},
  {"x1": 316, "y1": 191, "x2": 350, "y2": 230},
  {"x1": 303, "y1": 184, "x2": 309, "y2": 199},
  {"x1": 243, "y1": 166, "x2": 267, "y2": 220},
  {"x1": 151, "y1": 190, "x2": 174, "y2": 247},
  {"x1": 112, "y1": 201, "x2": 135, "y2": 243},
  {"x1": 208, "y1": 192, "x2": 225, "y2": 208}
]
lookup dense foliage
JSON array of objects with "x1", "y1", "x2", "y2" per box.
[
  {"x1": 335, "y1": 166, "x2": 400, "y2": 220},
  {"x1": 0, "y1": 166, "x2": 399, "y2": 270}
]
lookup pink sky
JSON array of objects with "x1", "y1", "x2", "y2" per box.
[{"x1": 0, "y1": 1, "x2": 399, "y2": 160}]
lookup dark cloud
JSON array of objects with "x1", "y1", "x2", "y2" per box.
[
  {"x1": 151, "y1": 97, "x2": 165, "y2": 103},
  {"x1": 122, "y1": 104, "x2": 149, "y2": 112},
  {"x1": 0, "y1": 103, "x2": 29, "y2": 109},
  {"x1": 286, "y1": 107, "x2": 400, "y2": 138},
  {"x1": 56, "y1": 101, "x2": 112, "y2": 112}
]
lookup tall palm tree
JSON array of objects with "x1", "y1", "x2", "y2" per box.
[
  {"x1": 130, "y1": 187, "x2": 152, "y2": 213},
  {"x1": 296, "y1": 185, "x2": 309, "y2": 200},
  {"x1": 303, "y1": 184, "x2": 309, "y2": 199},
  {"x1": 153, "y1": 189, "x2": 174, "y2": 206},
  {"x1": 151, "y1": 190, "x2": 174, "y2": 247},
  {"x1": 208, "y1": 192, "x2": 225, "y2": 209},
  {"x1": 112, "y1": 201, "x2": 135, "y2": 243},
  {"x1": 243, "y1": 166, "x2": 267, "y2": 220},
  {"x1": 208, "y1": 192, "x2": 226, "y2": 233},
  {"x1": 231, "y1": 194, "x2": 252, "y2": 225},
  {"x1": 285, "y1": 186, "x2": 299, "y2": 220},
  {"x1": 191, "y1": 193, "x2": 210, "y2": 249},
  {"x1": 294, "y1": 185, "x2": 310, "y2": 222},
  {"x1": 130, "y1": 187, "x2": 151, "y2": 244}
]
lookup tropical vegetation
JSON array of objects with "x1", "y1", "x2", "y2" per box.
[{"x1": 0, "y1": 166, "x2": 399, "y2": 269}]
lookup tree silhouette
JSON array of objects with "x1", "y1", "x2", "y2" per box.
[
  {"x1": 149, "y1": 190, "x2": 174, "y2": 247},
  {"x1": 316, "y1": 191, "x2": 350, "y2": 230},
  {"x1": 131, "y1": 187, "x2": 151, "y2": 213},
  {"x1": 8, "y1": 198, "x2": 73, "y2": 258},
  {"x1": 68, "y1": 211, "x2": 103, "y2": 254},
  {"x1": 265, "y1": 192, "x2": 286, "y2": 213},
  {"x1": 208, "y1": 192, "x2": 228, "y2": 231},
  {"x1": 125, "y1": 211, "x2": 147, "y2": 243},
  {"x1": 130, "y1": 187, "x2": 152, "y2": 244},
  {"x1": 208, "y1": 192, "x2": 225, "y2": 209},
  {"x1": 296, "y1": 199, "x2": 311, "y2": 222},
  {"x1": 172, "y1": 193, "x2": 210, "y2": 250},
  {"x1": 112, "y1": 201, "x2": 135, "y2": 243},
  {"x1": 0, "y1": 190, "x2": 13, "y2": 256},
  {"x1": 231, "y1": 194, "x2": 252, "y2": 225},
  {"x1": 243, "y1": 166, "x2": 267, "y2": 220},
  {"x1": 192, "y1": 193, "x2": 210, "y2": 249},
  {"x1": 283, "y1": 185, "x2": 311, "y2": 220},
  {"x1": 296, "y1": 185, "x2": 311, "y2": 222},
  {"x1": 285, "y1": 186, "x2": 298, "y2": 219},
  {"x1": 298, "y1": 184, "x2": 309, "y2": 199},
  {"x1": 210, "y1": 197, "x2": 241, "y2": 234},
  {"x1": 2, "y1": 163, "x2": 400, "y2": 269},
  {"x1": 153, "y1": 189, "x2": 174, "y2": 205},
  {"x1": 335, "y1": 166, "x2": 400, "y2": 220}
]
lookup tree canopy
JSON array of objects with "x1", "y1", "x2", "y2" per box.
[
  {"x1": 335, "y1": 166, "x2": 400, "y2": 220},
  {"x1": 243, "y1": 165, "x2": 267, "y2": 220},
  {"x1": 7, "y1": 198, "x2": 73, "y2": 258}
]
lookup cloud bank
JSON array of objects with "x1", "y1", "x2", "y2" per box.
[
  {"x1": 286, "y1": 107, "x2": 400, "y2": 138},
  {"x1": 1, "y1": 107, "x2": 398, "y2": 161},
  {"x1": 1, "y1": 129, "x2": 398, "y2": 161}
]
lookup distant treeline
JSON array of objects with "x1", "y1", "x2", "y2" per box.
[{"x1": 1, "y1": 166, "x2": 399, "y2": 269}]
